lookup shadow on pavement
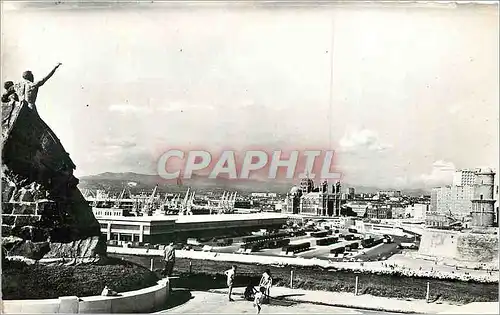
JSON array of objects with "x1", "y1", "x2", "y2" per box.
[
  {"x1": 268, "y1": 297, "x2": 299, "y2": 307},
  {"x1": 160, "y1": 288, "x2": 193, "y2": 310},
  {"x1": 268, "y1": 293, "x2": 304, "y2": 307},
  {"x1": 172, "y1": 272, "x2": 285, "y2": 291}
]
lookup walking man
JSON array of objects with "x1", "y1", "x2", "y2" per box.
[
  {"x1": 16, "y1": 63, "x2": 62, "y2": 112},
  {"x1": 163, "y1": 242, "x2": 175, "y2": 277},
  {"x1": 224, "y1": 265, "x2": 237, "y2": 301}
]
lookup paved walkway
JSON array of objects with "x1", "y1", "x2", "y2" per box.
[
  {"x1": 437, "y1": 302, "x2": 499, "y2": 314},
  {"x1": 208, "y1": 286, "x2": 455, "y2": 314},
  {"x1": 158, "y1": 290, "x2": 397, "y2": 314}
]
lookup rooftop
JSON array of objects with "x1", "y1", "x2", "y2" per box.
[
  {"x1": 96, "y1": 213, "x2": 287, "y2": 223},
  {"x1": 175, "y1": 213, "x2": 286, "y2": 223}
]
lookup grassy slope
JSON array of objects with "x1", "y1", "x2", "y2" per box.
[{"x1": 1, "y1": 258, "x2": 159, "y2": 300}]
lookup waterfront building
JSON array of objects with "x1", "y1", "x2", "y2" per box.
[
  {"x1": 355, "y1": 221, "x2": 407, "y2": 237},
  {"x1": 98, "y1": 213, "x2": 287, "y2": 244}
]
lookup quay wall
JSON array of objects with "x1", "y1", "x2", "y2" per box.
[
  {"x1": 1, "y1": 279, "x2": 169, "y2": 314},
  {"x1": 418, "y1": 229, "x2": 498, "y2": 268}
]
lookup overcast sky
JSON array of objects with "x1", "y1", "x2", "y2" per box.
[{"x1": 2, "y1": 2, "x2": 498, "y2": 188}]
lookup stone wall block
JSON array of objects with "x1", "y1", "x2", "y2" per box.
[
  {"x1": 2, "y1": 214, "x2": 16, "y2": 226},
  {"x1": 11, "y1": 203, "x2": 36, "y2": 215}
]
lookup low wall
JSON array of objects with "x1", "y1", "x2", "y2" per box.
[
  {"x1": 1, "y1": 278, "x2": 169, "y2": 314},
  {"x1": 418, "y1": 229, "x2": 459, "y2": 258},
  {"x1": 361, "y1": 225, "x2": 406, "y2": 237},
  {"x1": 418, "y1": 229, "x2": 498, "y2": 267}
]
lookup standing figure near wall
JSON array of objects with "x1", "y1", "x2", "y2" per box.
[{"x1": 163, "y1": 242, "x2": 175, "y2": 277}]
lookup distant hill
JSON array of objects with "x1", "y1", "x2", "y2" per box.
[
  {"x1": 78, "y1": 172, "x2": 430, "y2": 196},
  {"x1": 78, "y1": 172, "x2": 294, "y2": 195}
]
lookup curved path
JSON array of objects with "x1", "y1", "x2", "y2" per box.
[{"x1": 158, "y1": 290, "x2": 398, "y2": 314}]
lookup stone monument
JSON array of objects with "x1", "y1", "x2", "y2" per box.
[{"x1": 2, "y1": 97, "x2": 106, "y2": 261}]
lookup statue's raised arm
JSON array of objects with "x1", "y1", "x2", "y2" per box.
[
  {"x1": 17, "y1": 63, "x2": 62, "y2": 112},
  {"x1": 35, "y1": 63, "x2": 62, "y2": 87}
]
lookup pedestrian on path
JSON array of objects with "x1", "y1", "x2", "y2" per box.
[
  {"x1": 163, "y1": 242, "x2": 175, "y2": 277},
  {"x1": 253, "y1": 286, "x2": 266, "y2": 314},
  {"x1": 224, "y1": 265, "x2": 237, "y2": 301}
]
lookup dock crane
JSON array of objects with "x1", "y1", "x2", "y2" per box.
[
  {"x1": 179, "y1": 187, "x2": 191, "y2": 215},
  {"x1": 141, "y1": 184, "x2": 158, "y2": 216}
]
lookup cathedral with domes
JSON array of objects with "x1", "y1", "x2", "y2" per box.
[{"x1": 284, "y1": 178, "x2": 342, "y2": 217}]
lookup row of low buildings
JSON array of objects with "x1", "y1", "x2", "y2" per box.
[
  {"x1": 342, "y1": 201, "x2": 429, "y2": 220},
  {"x1": 250, "y1": 192, "x2": 278, "y2": 198}
]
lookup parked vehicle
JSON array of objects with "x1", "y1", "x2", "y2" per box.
[{"x1": 282, "y1": 242, "x2": 310, "y2": 254}]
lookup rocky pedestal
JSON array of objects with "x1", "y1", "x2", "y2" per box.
[{"x1": 2, "y1": 101, "x2": 106, "y2": 260}]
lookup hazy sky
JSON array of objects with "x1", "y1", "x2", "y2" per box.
[{"x1": 2, "y1": 2, "x2": 498, "y2": 188}]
